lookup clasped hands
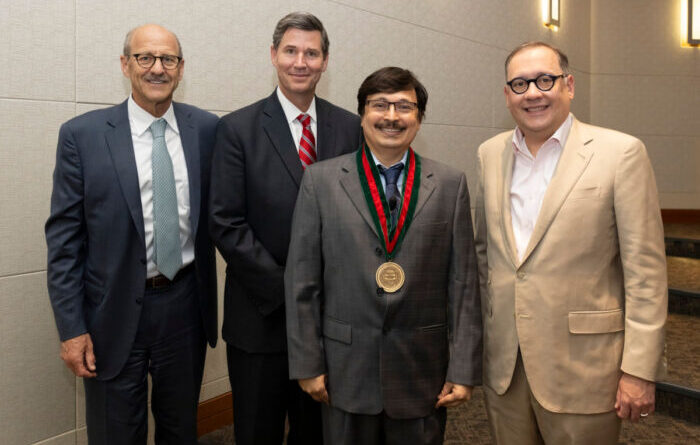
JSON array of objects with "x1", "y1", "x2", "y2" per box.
[{"x1": 298, "y1": 374, "x2": 473, "y2": 408}]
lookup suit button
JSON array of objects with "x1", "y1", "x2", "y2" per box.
[
  {"x1": 140, "y1": 258, "x2": 146, "y2": 265},
  {"x1": 382, "y1": 326, "x2": 390, "y2": 334},
  {"x1": 135, "y1": 298, "x2": 142, "y2": 305},
  {"x1": 517, "y1": 272, "x2": 526, "y2": 279},
  {"x1": 376, "y1": 287, "x2": 384, "y2": 295},
  {"x1": 375, "y1": 247, "x2": 383, "y2": 257}
]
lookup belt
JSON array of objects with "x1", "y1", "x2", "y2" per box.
[{"x1": 145, "y1": 263, "x2": 194, "y2": 289}]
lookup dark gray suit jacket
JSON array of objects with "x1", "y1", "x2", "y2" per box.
[
  {"x1": 45, "y1": 100, "x2": 219, "y2": 380},
  {"x1": 209, "y1": 91, "x2": 361, "y2": 353},
  {"x1": 285, "y1": 152, "x2": 482, "y2": 419}
]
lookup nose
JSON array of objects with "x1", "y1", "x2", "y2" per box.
[
  {"x1": 385, "y1": 103, "x2": 399, "y2": 119},
  {"x1": 523, "y1": 81, "x2": 542, "y2": 98},
  {"x1": 294, "y1": 51, "x2": 306, "y2": 67},
  {"x1": 150, "y1": 57, "x2": 165, "y2": 74}
]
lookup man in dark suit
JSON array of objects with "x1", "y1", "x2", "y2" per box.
[
  {"x1": 285, "y1": 67, "x2": 482, "y2": 444},
  {"x1": 208, "y1": 11, "x2": 361, "y2": 445},
  {"x1": 45, "y1": 24, "x2": 218, "y2": 444}
]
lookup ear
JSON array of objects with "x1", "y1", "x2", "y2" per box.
[
  {"x1": 565, "y1": 74, "x2": 575, "y2": 100},
  {"x1": 120, "y1": 55, "x2": 129, "y2": 78},
  {"x1": 321, "y1": 53, "x2": 329, "y2": 72},
  {"x1": 177, "y1": 59, "x2": 185, "y2": 81},
  {"x1": 270, "y1": 44, "x2": 278, "y2": 66}
]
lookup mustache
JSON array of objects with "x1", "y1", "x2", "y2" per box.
[
  {"x1": 375, "y1": 121, "x2": 405, "y2": 130},
  {"x1": 144, "y1": 74, "x2": 169, "y2": 82}
]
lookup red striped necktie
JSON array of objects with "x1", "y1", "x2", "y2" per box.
[{"x1": 297, "y1": 113, "x2": 317, "y2": 169}]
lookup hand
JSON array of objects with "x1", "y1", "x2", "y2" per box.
[
  {"x1": 60, "y1": 333, "x2": 97, "y2": 378},
  {"x1": 436, "y1": 382, "x2": 473, "y2": 408},
  {"x1": 298, "y1": 374, "x2": 329, "y2": 404},
  {"x1": 615, "y1": 372, "x2": 655, "y2": 421}
]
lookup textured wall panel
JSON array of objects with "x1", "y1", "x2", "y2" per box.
[
  {"x1": 0, "y1": 100, "x2": 76, "y2": 277},
  {"x1": 0, "y1": 273, "x2": 75, "y2": 444},
  {"x1": 32, "y1": 430, "x2": 76, "y2": 445},
  {"x1": 0, "y1": 0, "x2": 75, "y2": 101},
  {"x1": 590, "y1": 74, "x2": 700, "y2": 137},
  {"x1": 591, "y1": 0, "x2": 700, "y2": 76},
  {"x1": 641, "y1": 135, "x2": 700, "y2": 194}
]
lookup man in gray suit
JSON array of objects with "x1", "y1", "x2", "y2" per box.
[{"x1": 285, "y1": 67, "x2": 482, "y2": 444}]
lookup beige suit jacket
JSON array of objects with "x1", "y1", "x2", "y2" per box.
[{"x1": 474, "y1": 117, "x2": 667, "y2": 414}]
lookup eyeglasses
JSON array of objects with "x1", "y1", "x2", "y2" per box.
[
  {"x1": 366, "y1": 99, "x2": 418, "y2": 114},
  {"x1": 506, "y1": 74, "x2": 565, "y2": 94},
  {"x1": 130, "y1": 53, "x2": 182, "y2": 70}
]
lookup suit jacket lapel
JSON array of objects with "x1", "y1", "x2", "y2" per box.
[
  {"x1": 263, "y1": 92, "x2": 304, "y2": 186},
  {"x1": 105, "y1": 101, "x2": 145, "y2": 243},
  {"x1": 412, "y1": 161, "x2": 435, "y2": 221},
  {"x1": 499, "y1": 137, "x2": 519, "y2": 268},
  {"x1": 520, "y1": 119, "x2": 594, "y2": 264},
  {"x1": 316, "y1": 98, "x2": 338, "y2": 161},
  {"x1": 339, "y1": 155, "x2": 378, "y2": 238},
  {"x1": 174, "y1": 102, "x2": 201, "y2": 237}
]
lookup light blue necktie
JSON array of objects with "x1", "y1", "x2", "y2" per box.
[{"x1": 150, "y1": 118, "x2": 182, "y2": 280}]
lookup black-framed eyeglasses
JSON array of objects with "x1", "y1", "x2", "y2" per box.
[
  {"x1": 130, "y1": 53, "x2": 182, "y2": 69},
  {"x1": 506, "y1": 74, "x2": 565, "y2": 94},
  {"x1": 366, "y1": 99, "x2": 418, "y2": 114}
]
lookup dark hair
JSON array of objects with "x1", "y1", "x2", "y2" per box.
[
  {"x1": 272, "y1": 12, "x2": 329, "y2": 56},
  {"x1": 357, "y1": 67, "x2": 428, "y2": 122},
  {"x1": 504, "y1": 41, "x2": 569, "y2": 78}
]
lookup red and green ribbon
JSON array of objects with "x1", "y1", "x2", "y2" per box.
[{"x1": 356, "y1": 142, "x2": 421, "y2": 260}]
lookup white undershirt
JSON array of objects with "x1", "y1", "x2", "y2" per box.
[
  {"x1": 276, "y1": 87, "x2": 318, "y2": 155},
  {"x1": 510, "y1": 114, "x2": 572, "y2": 262},
  {"x1": 127, "y1": 95, "x2": 194, "y2": 278}
]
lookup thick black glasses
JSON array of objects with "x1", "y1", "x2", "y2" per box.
[
  {"x1": 131, "y1": 54, "x2": 182, "y2": 69},
  {"x1": 506, "y1": 74, "x2": 565, "y2": 94}
]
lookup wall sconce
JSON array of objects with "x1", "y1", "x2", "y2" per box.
[
  {"x1": 688, "y1": 0, "x2": 700, "y2": 45},
  {"x1": 543, "y1": 0, "x2": 560, "y2": 29}
]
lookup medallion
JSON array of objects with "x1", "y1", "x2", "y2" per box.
[{"x1": 375, "y1": 261, "x2": 405, "y2": 293}]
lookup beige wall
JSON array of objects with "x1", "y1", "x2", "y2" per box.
[{"x1": 0, "y1": 1, "x2": 697, "y2": 444}]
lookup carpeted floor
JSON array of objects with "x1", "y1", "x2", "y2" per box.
[{"x1": 199, "y1": 386, "x2": 700, "y2": 444}]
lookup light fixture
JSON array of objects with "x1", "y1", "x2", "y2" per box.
[
  {"x1": 543, "y1": 0, "x2": 560, "y2": 29},
  {"x1": 688, "y1": 0, "x2": 700, "y2": 45}
]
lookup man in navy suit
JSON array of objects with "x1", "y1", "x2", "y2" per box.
[
  {"x1": 209, "y1": 11, "x2": 361, "y2": 445},
  {"x1": 45, "y1": 24, "x2": 218, "y2": 444}
]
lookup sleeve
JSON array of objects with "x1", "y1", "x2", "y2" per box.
[
  {"x1": 473, "y1": 146, "x2": 490, "y2": 307},
  {"x1": 45, "y1": 122, "x2": 88, "y2": 341},
  {"x1": 208, "y1": 118, "x2": 285, "y2": 315},
  {"x1": 614, "y1": 138, "x2": 667, "y2": 381},
  {"x1": 445, "y1": 172, "x2": 483, "y2": 386},
  {"x1": 284, "y1": 167, "x2": 326, "y2": 379}
]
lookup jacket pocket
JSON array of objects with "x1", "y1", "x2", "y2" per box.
[
  {"x1": 568, "y1": 308, "x2": 624, "y2": 334},
  {"x1": 418, "y1": 323, "x2": 447, "y2": 332},
  {"x1": 323, "y1": 316, "x2": 352, "y2": 345}
]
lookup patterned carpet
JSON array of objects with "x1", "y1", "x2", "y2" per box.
[{"x1": 199, "y1": 386, "x2": 700, "y2": 444}]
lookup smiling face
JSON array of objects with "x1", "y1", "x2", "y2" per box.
[
  {"x1": 505, "y1": 46, "x2": 574, "y2": 149},
  {"x1": 361, "y1": 89, "x2": 421, "y2": 161},
  {"x1": 271, "y1": 28, "x2": 328, "y2": 110},
  {"x1": 120, "y1": 24, "x2": 183, "y2": 117}
]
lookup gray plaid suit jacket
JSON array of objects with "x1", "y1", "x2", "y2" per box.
[{"x1": 285, "y1": 151, "x2": 482, "y2": 419}]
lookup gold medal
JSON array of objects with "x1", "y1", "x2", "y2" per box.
[{"x1": 375, "y1": 262, "x2": 405, "y2": 293}]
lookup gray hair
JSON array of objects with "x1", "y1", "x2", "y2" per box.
[
  {"x1": 272, "y1": 12, "x2": 329, "y2": 56},
  {"x1": 504, "y1": 41, "x2": 569, "y2": 79},
  {"x1": 123, "y1": 25, "x2": 183, "y2": 58}
]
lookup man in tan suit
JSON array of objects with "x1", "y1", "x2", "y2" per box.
[{"x1": 474, "y1": 41, "x2": 667, "y2": 444}]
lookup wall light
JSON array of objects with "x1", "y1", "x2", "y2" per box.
[
  {"x1": 543, "y1": 0, "x2": 560, "y2": 30},
  {"x1": 688, "y1": 0, "x2": 700, "y2": 45}
]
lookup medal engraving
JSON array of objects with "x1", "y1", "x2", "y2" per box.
[{"x1": 376, "y1": 262, "x2": 405, "y2": 293}]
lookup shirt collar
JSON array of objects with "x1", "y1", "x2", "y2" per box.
[
  {"x1": 512, "y1": 113, "x2": 573, "y2": 157},
  {"x1": 276, "y1": 86, "x2": 317, "y2": 125},
  {"x1": 127, "y1": 95, "x2": 179, "y2": 137},
  {"x1": 371, "y1": 149, "x2": 409, "y2": 170}
]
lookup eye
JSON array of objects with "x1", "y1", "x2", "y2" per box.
[
  {"x1": 163, "y1": 56, "x2": 177, "y2": 64},
  {"x1": 138, "y1": 55, "x2": 154, "y2": 64},
  {"x1": 305, "y1": 50, "x2": 320, "y2": 58},
  {"x1": 511, "y1": 79, "x2": 527, "y2": 89}
]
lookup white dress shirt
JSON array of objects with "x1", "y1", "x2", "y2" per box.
[
  {"x1": 128, "y1": 95, "x2": 194, "y2": 278},
  {"x1": 510, "y1": 114, "x2": 573, "y2": 262},
  {"x1": 276, "y1": 87, "x2": 318, "y2": 155}
]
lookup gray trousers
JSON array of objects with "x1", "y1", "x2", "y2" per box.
[{"x1": 322, "y1": 404, "x2": 447, "y2": 445}]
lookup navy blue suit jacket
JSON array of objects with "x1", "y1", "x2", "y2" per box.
[
  {"x1": 209, "y1": 92, "x2": 361, "y2": 353},
  {"x1": 46, "y1": 100, "x2": 218, "y2": 380}
]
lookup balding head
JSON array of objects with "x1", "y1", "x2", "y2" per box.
[{"x1": 123, "y1": 24, "x2": 183, "y2": 58}]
